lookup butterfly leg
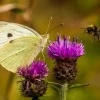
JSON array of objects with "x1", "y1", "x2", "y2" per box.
[{"x1": 41, "y1": 51, "x2": 45, "y2": 61}]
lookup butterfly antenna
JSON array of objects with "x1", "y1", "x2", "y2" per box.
[
  {"x1": 48, "y1": 23, "x2": 64, "y2": 33},
  {"x1": 46, "y1": 17, "x2": 52, "y2": 34}
]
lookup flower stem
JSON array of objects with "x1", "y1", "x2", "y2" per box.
[
  {"x1": 48, "y1": 81, "x2": 68, "y2": 100},
  {"x1": 4, "y1": 73, "x2": 15, "y2": 100},
  {"x1": 60, "y1": 82, "x2": 68, "y2": 100},
  {"x1": 32, "y1": 96, "x2": 38, "y2": 100}
]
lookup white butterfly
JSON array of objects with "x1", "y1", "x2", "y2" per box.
[{"x1": 0, "y1": 21, "x2": 49, "y2": 73}]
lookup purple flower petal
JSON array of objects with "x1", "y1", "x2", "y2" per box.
[
  {"x1": 48, "y1": 35, "x2": 85, "y2": 59},
  {"x1": 17, "y1": 60, "x2": 49, "y2": 80}
]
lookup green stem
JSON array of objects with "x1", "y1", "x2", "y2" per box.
[
  {"x1": 32, "y1": 96, "x2": 38, "y2": 100},
  {"x1": 4, "y1": 73, "x2": 15, "y2": 100},
  {"x1": 60, "y1": 83, "x2": 68, "y2": 100},
  {"x1": 48, "y1": 81, "x2": 68, "y2": 100},
  {"x1": 47, "y1": 81, "x2": 62, "y2": 87}
]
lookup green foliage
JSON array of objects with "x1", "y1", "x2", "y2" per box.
[
  {"x1": 11, "y1": 8, "x2": 24, "y2": 14},
  {"x1": 69, "y1": 84, "x2": 89, "y2": 89}
]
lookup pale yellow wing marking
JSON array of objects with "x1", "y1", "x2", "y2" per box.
[{"x1": 0, "y1": 36, "x2": 42, "y2": 72}]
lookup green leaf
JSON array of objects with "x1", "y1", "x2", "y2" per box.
[
  {"x1": 47, "y1": 81, "x2": 62, "y2": 93},
  {"x1": 69, "y1": 84, "x2": 90, "y2": 89},
  {"x1": 11, "y1": 8, "x2": 24, "y2": 14},
  {"x1": 0, "y1": 4, "x2": 25, "y2": 14},
  {"x1": 49, "y1": 84, "x2": 61, "y2": 93}
]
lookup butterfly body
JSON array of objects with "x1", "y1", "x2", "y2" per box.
[{"x1": 0, "y1": 21, "x2": 49, "y2": 72}]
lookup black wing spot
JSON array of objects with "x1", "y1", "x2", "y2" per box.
[{"x1": 7, "y1": 33, "x2": 13, "y2": 37}]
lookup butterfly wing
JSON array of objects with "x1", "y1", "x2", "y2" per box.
[
  {"x1": 0, "y1": 21, "x2": 45, "y2": 72},
  {"x1": 0, "y1": 36, "x2": 42, "y2": 72},
  {"x1": 0, "y1": 21, "x2": 42, "y2": 47}
]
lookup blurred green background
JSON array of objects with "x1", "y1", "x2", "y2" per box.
[{"x1": 0, "y1": 0, "x2": 100, "y2": 100}]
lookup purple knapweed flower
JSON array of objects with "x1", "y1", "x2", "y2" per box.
[
  {"x1": 17, "y1": 60, "x2": 48, "y2": 97},
  {"x1": 17, "y1": 60, "x2": 49, "y2": 80},
  {"x1": 48, "y1": 35, "x2": 85, "y2": 82},
  {"x1": 48, "y1": 35, "x2": 85, "y2": 60}
]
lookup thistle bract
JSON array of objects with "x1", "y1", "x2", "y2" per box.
[
  {"x1": 48, "y1": 35, "x2": 85, "y2": 82},
  {"x1": 17, "y1": 60, "x2": 48, "y2": 97},
  {"x1": 20, "y1": 80, "x2": 47, "y2": 97}
]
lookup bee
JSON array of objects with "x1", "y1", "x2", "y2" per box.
[{"x1": 83, "y1": 25, "x2": 100, "y2": 42}]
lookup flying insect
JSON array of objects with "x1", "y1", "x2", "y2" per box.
[{"x1": 83, "y1": 24, "x2": 100, "y2": 42}]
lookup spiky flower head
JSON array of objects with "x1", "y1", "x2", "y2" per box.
[
  {"x1": 17, "y1": 60, "x2": 48, "y2": 81},
  {"x1": 17, "y1": 60, "x2": 48, "y2": 97},
  {"x1": 48, "y1": 35, "x2": 84, "y2": 60},
  {"x1": 48, "y1": 35, "x2": 85, "y2": 82}
]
